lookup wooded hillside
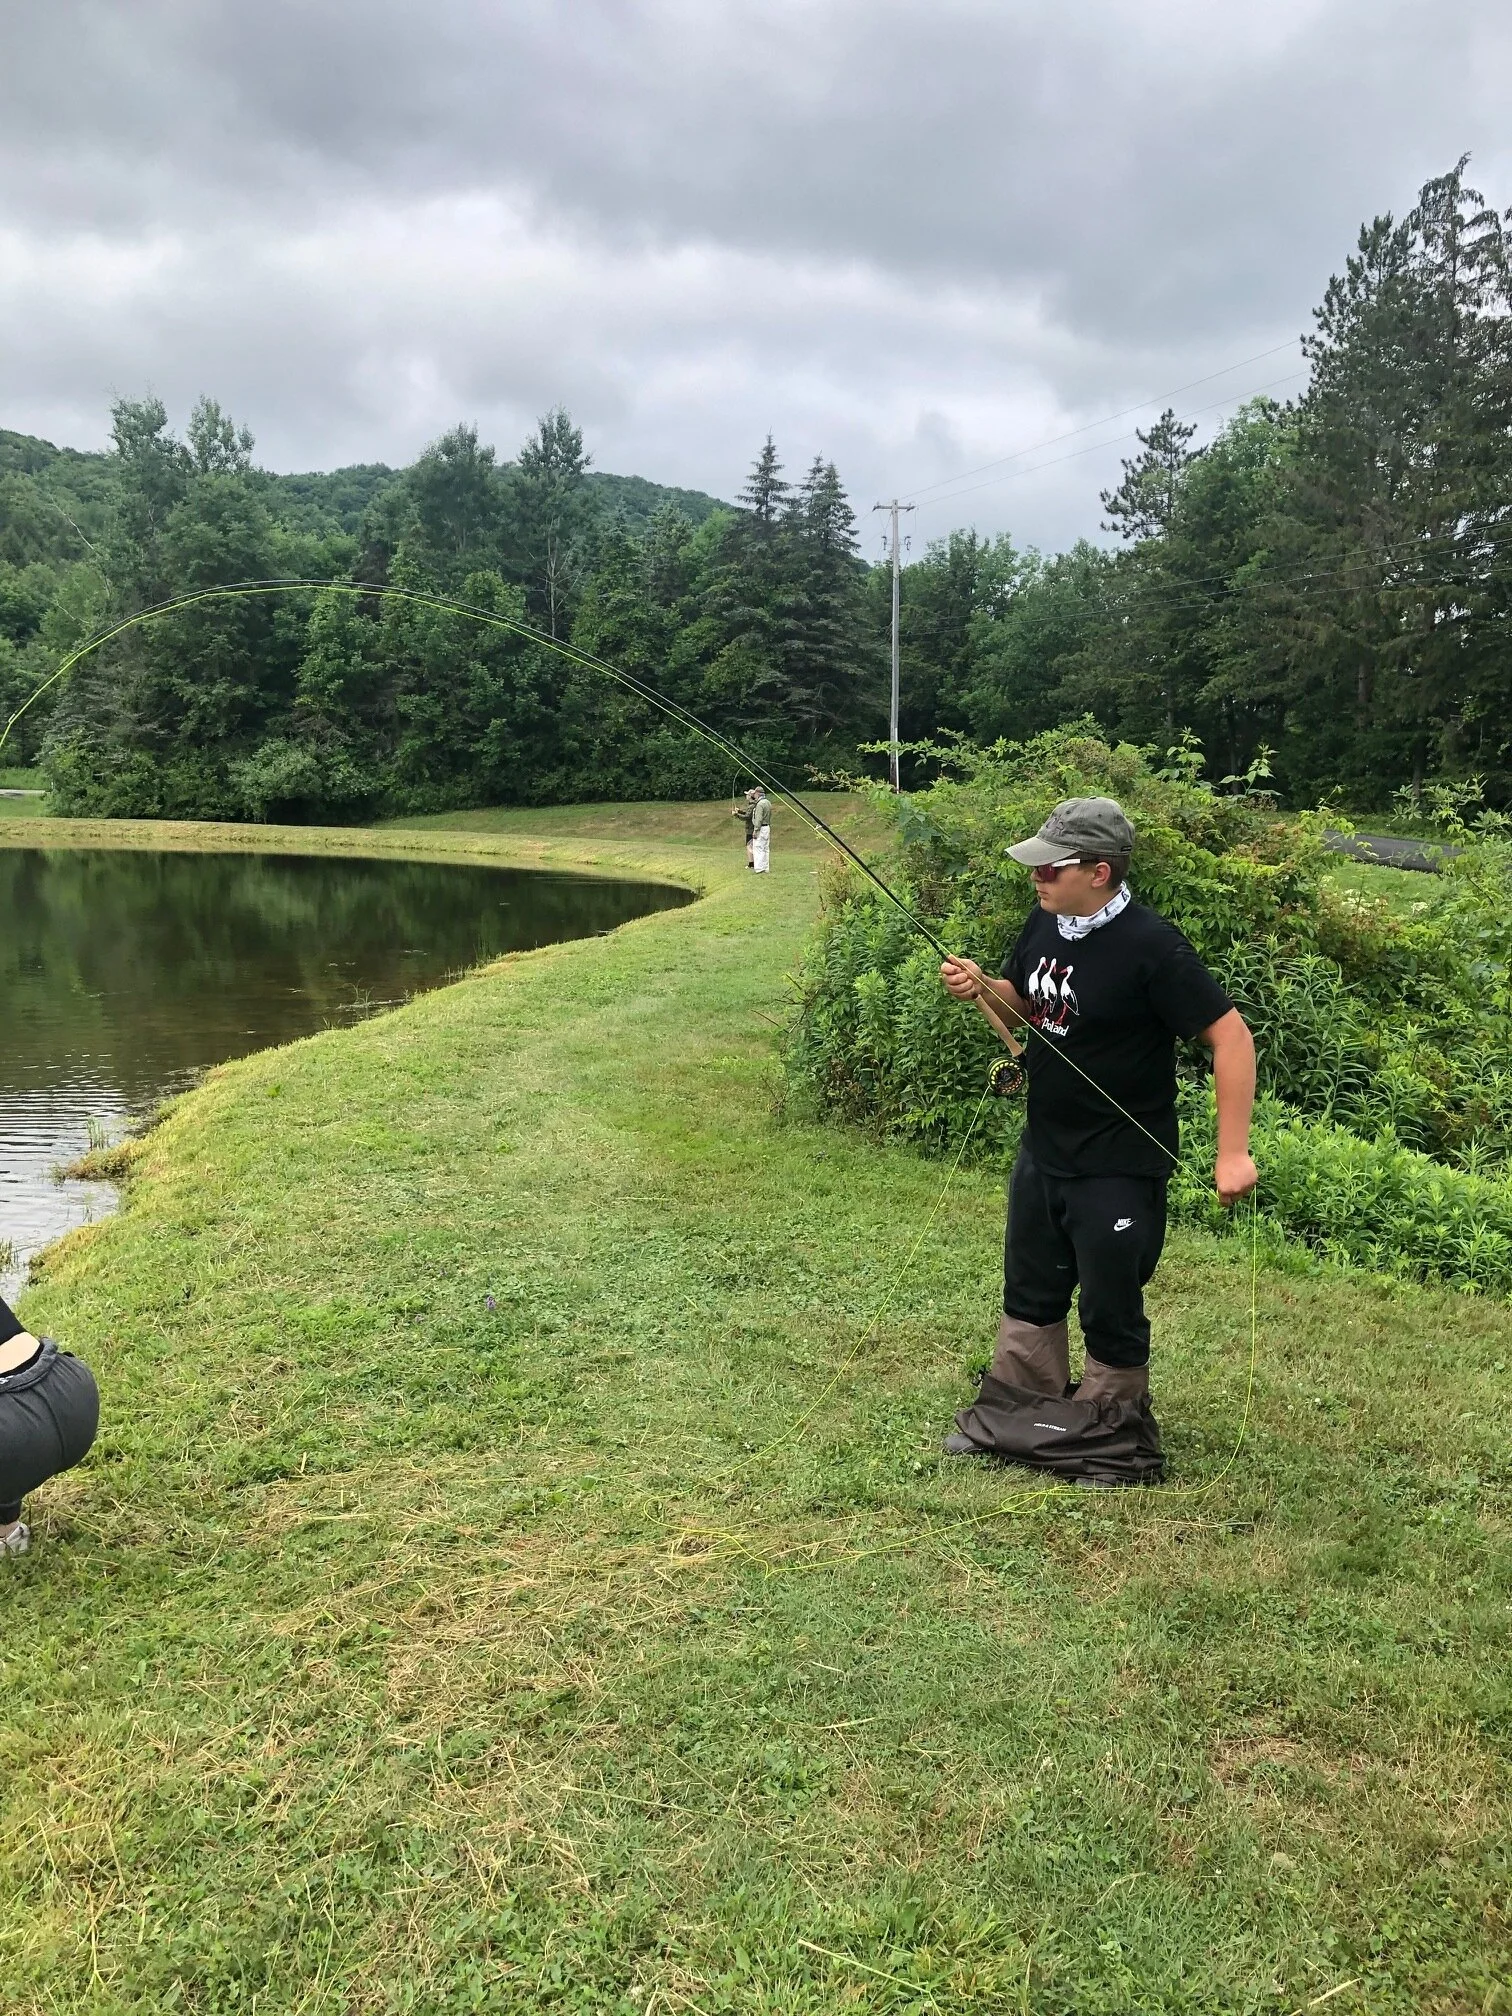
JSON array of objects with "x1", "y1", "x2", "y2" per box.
[{"x1": 3, "y1": 160, "x2": 1509, "y2": 820}]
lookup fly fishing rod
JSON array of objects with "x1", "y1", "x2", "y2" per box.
[
  {"x1": 0, "y1": 576, "x2": 956, "y2": 959},
  {"x1": 4, "y1": 575, "x2": 1210, "y2": 1159}
]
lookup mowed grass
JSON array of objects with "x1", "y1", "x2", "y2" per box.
[
  {"x1": 1322, "y1": 852, "x2": 1447, "y2": 916},
  {"x1": 3, "y1": 801, "x2": 1510, "y2": 2015},
  {"x1": 0, "y1": 769, "x2": 48, "y2": 818}
]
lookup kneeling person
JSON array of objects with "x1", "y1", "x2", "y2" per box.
[
  {"x1": 940, "y1": 796, "x2": 1256, "y2": 1480},
  {"x1": 0, "y1": 1294, "x2": 99, "y2": 1555}
]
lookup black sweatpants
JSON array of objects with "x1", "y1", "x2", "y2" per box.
[
  {"x1": 1003, "y1": 1138, "x2": 1168, "y2": 1368},
  {"x1": 0, "y1": 1295, "x2": 99, "y2": 1522}
]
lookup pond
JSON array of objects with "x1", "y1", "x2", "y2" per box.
[{"x1": 0, "y1": 845, "x2": 691, "y2": 1296}]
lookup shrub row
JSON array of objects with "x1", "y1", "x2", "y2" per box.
[{"x1": 1175, "y1": 1089, "x2": 1512, "y2": 1298}]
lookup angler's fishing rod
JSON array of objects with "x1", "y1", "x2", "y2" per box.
[
  {"x1": 5, "y1": 575, "x2": 1261, "y2": 1526},
  {"x1": 2, "y1": 575, "x2": 1191, "y2": 1161},
  {"x1": 0, "y1": 577, "x2": 956, "y2": 963}
]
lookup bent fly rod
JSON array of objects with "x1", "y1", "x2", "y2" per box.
[
  {"x1": 2, "y1": 575, "x2": 1191, "y2": 1158},
  {"x1": 0, "y1": 575, "x2": 955, "y2": 960}
]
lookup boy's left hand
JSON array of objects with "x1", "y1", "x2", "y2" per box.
[{"x1": 1215, "y1": 1152, "x2": 1258, "y2": 1207}]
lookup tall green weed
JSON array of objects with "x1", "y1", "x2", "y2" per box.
[{"x1": 1177, "y1": 1087, "x2": 1512, "y2": 1297}]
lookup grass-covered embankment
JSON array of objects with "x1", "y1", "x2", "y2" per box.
[
  {"x1": 0, "y1": 767, "x2": 47, "y2": 818},
  {"x1": 3, "y1": 800, "x2": 1510, "y2": 2014}
]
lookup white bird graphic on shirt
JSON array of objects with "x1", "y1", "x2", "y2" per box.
[{"x1": 1058, "y1": 966, "x2": 1079, "y2": 1018}]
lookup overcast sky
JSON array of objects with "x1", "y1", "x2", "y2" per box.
[{"x1": 2, "y1": 0, "x2": 1509, "y2": 551}]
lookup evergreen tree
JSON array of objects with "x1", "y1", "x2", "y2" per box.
[
  {"x1": 1100, "y1": 409, "x2": 1201, "y2": 541},
  {"x1": 565, "y1": 525, "x2": 715, "y2": 796},
  {"x1": 1168, "y1": 399, "x2": 1294, "y2": 777},
  {"x1": 786, "y1": 457, "x2": 874, "y2": 735},
  {"x1": 1088, "y1": 409, "x2": 1209, "y2": 745},
  {"x1": 507, "y1": 408, "x2": 593, "y2": 638},
  {"x1": 640, "y1": 502, "x2": 697, "y2": 609},
  {"x1": 380, "y1": 559, "x2": 563, "y2": 808},
  {"x1": 281, "y1": 586, "x2": 391, "y2": 814},
  {"x1": 739, "y1": 435, "x2": 789, "y2": 528},
  {"x1": 700, "y1": 437, "x2": 799, "y2": 736},
  {"x1": 1267, "y1": 159, "x2": 1512, "y2": 798}
]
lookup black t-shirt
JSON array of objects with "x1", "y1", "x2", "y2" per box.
[{"x1": 1002, "y1": 898, "x2": 1232, "y2": 1177}]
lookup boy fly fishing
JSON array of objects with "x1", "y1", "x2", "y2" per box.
[{"x1": 940, "y1": 795, "x2": 1257, "y2": 1484}]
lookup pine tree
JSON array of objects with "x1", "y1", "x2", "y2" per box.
[
  {"x1": 1101, "y1": 409, "x2": 1201, "y2": 542},
  {"x1": 641, "y1": 503, "x2": 696, "y2": 609},
  {"x1": 1270, "y1": 159, "x2": 1512, "y2": 798},
  {"x1": 738, "y1": 435, "x2": 789, "y2": 529},
  {"x1": 699, "y1": 438, "x2": 799, "y2": 736},
  {"x1": 786, "y1": 457, "x2": 872, "y2": 735},
  {"x1": 507, "y1": 409, "x2": 593, "y2": 638}
]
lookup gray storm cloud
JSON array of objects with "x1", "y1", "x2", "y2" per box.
[{"x1": 2, "y1": 0, "x2": 1509, "y2": 547}]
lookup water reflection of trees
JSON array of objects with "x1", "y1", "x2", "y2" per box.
[{"x1": 0, "y1": 849, "x2": 688, "y2": 1100}]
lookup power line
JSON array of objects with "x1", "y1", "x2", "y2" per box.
[
  {"x1": 900, "y1": 338, "x2": 1304, "y2": 507},
  {"x1": 908, "y1": 369, "x2": 1308, "y2": 524}
]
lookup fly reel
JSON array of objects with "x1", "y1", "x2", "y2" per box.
[{"x1": 986, "y1": 1055, "x2": 1025, "y2": 1099}]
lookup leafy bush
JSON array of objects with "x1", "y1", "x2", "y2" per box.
[
  {"x1": 785, "y1": 725, "x2": 1512, "y2": 1297},
  {"x1": 1215, "y1": 938, "x2": 1512, "y2": 1167},
  {"x1": 1177, "y1": 1088, "x2": 1512, "y2": 1298}
]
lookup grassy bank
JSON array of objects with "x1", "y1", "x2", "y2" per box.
[
  {"x1": 0, "y1": 768, "x2": 47, "y2": 818},
  {"x1": 3, "y1": 802, "x2": 1509, "y2": 2014},
  {"x1": 1320, "y1": 851, "x2": 1439, "y2": 914}
]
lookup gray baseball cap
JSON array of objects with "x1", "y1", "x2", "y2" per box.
[{"x1": 1006, "y1": 796, "x2": 1135, "y2": 866}]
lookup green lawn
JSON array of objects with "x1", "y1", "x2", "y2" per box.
[
  {"x1": 1322, "y1": 852, "x2": 1443, "y2": 916},
  {"x1": 0, "y1": 768, "x2": 48, "y2": 818},
  {"x1": 3, "y1": 803, "x2": 1509, "y2": 2014}
]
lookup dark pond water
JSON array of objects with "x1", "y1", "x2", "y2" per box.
[{"x1": 0, "y1": 846, "x2": 690, "y2": 1295}]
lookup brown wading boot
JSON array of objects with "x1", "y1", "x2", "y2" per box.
[
  {"x1": 943, "y1": 1315, "x2": 1069, "y2": 1455},
  {"x1": 990, "y1": 1313, "x2": 1070, "y2": 1393},
  {"x1": 1068, "y1": 1355, "x2": 1161, "y2": 1487},
  {"x1": 1074, "y1": 1355, "x2": 1149, "y2": 1407}
]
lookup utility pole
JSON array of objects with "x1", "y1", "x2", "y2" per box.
[{"x1": 872, "y1": 499, "x2": 915, "y2": 791}]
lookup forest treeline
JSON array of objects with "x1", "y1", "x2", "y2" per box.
[
  {"x1": 2, "y1": 159, "x2": 1509, "y2": 819},
  {"x1": 1, "y1": 405, "x2": 882, "y2": 816}
]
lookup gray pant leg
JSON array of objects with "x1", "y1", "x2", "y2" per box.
[{"x1": 0, "y1": 1351, "x2": 100, "y2": 1515}]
